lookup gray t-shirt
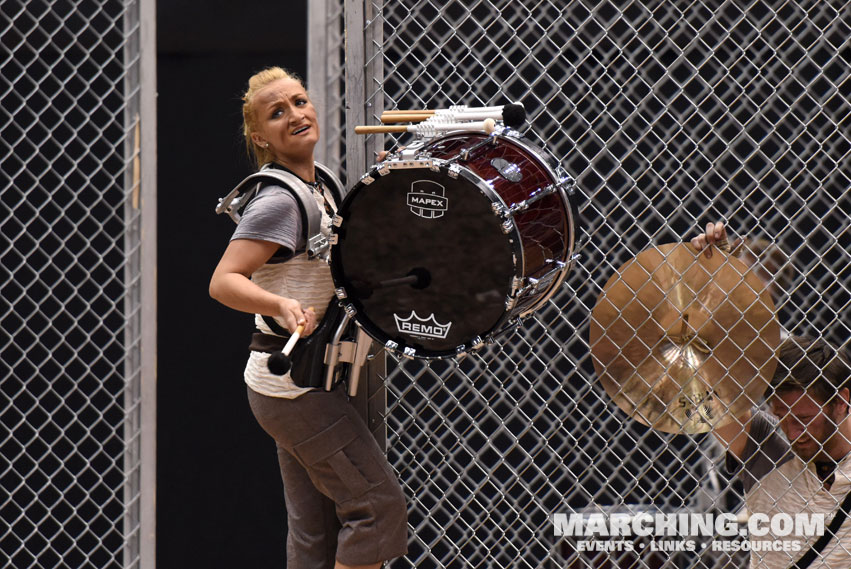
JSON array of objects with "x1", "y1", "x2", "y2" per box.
[
  {"x1": 726, "y1": 410, "x2": 793, "y2": 493},
  {"x1": 230, "y1": 185, "x2": 305, "y2": 260}
]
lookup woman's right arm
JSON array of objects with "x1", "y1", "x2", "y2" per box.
[{"x1": 209, "y1": 238, "x2": 316, "y2": 335}]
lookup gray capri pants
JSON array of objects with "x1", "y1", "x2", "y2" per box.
[{"x1": 247, "y1": 384, "x2": 408, "y2": 568}]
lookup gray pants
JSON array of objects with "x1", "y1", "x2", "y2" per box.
[{"x1": 247, "y1": 385, "x2": 408, "y2": 568}]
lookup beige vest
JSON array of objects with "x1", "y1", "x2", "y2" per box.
[{"x1": 244, "y1": 186, "x2": 336, "y2": 398}]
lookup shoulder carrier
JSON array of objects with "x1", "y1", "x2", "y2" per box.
[{"x1": 215, "y1": 162, "x2": 345, "y2": 258}]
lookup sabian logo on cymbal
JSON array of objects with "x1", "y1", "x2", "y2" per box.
[
  {"x1": 407, "y1": 180, "x2": 448, "y2": 219},
  {"x1": 394, "y1": 311, "x2": 451, "y2": 339}
]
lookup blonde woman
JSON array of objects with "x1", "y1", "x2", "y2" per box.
[{"x1": 210, "y1": 67, "x2": 407, "y2": 569}]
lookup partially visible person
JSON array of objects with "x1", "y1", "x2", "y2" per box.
[
  {"x1": 694, "y1": 226, "x2": 851, "y2": 567},
  {"x1": 713, "y1": 335, "x2": 851, "y2": 568},
  {"x1": 209, "y1": 66, "x2": 407, "y2": 569}
]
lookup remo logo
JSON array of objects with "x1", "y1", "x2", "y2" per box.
[{"x1": 394, "y1": 311, "x2": 452, "y2": 339}]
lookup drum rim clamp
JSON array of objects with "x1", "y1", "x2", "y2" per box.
[{"x1": 323, "y1": 308, "x2": 374, "y2": 397}]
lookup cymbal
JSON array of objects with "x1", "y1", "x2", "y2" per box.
[{"x1": 589, "y1": 243, "x2": 780, "y2": 434}]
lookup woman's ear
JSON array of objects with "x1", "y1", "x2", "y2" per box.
[{"x1": 250, "y1": 132, "x2": 265, "y2": 148}]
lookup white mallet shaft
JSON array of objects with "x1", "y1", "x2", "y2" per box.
[
  {"x1": 282, "y1": 323, "x2": 304, "y2": 355},
  {"x1": 355, "y1": 118, "x2": 496, "y2": 135}
]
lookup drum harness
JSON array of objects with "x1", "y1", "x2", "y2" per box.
[{"x1": 216, "y1": 163, "x2": 373, "y2": 396}]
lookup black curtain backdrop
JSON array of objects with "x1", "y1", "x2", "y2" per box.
[{"x1": 156, "y1": 2, "x2": 307, "y2": 567}]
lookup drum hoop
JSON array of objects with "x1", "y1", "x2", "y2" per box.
[
  {"x1": 428, "y1": 128, "x2": 564, "y2": 181},
  {"x1": 430, "y1": 131, "x2": 578, "y2": 280},
  {"x1": 441, "y1": 157, "x2": 525, "y2": 271},
  {"x1": 495, "y1": 133, "x2": 562, "y2": 178},
  {"x1": 482, "y1": 133, "x2": 580, "y2": 316},
  {"x1": 330, "y1": 158, "x2": 525, "y2": 359},
  {"x1": 330, "y1": 133, "x2": 581, "y2": 358},
  {"x1": 517, "y1": 179, "x2": 579, "y2": 317}
]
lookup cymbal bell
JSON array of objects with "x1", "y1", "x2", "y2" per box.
[{"x1": 589, "y1": 243, "x2": 780, "y2": 434}]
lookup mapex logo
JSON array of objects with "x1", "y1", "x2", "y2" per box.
[
  {"x1": 394, "y1": 311, "x2": 452, "y2": 339},
  {"x1": 407, "y1": 180, "x2": 448, "y2": 219}
]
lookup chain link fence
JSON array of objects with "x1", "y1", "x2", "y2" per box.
[
  {"x1": 321, "y1": 1, "x2": 851, "y2": 568},
  {"x1": 1, "y1": 1, "x2": 154, "y2": 568}
]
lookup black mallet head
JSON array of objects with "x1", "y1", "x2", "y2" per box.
[
  {"x1": 267, "y1": 351, "x2": 293, "y2": 375},
  {"x1": 502, "y1": 103, "x2": 526, "y2": 128}
]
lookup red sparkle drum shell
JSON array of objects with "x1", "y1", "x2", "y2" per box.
[{"x1": 330, "y1": 130, "x2": 578, "y2": 358}]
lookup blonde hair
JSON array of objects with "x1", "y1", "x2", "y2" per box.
[{"x1": 241, "y1": 66, "x2": 305, "y2": 169}]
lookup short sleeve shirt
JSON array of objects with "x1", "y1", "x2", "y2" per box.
[{"x1": 231, "y1": 185, "x2": 305, "y2": 260}]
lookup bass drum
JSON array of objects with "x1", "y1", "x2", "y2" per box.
[{"x1": 330, "y1": 129, "x2": 579, "y2": 358}]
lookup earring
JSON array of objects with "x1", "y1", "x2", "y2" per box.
[{"x1": 264, "y1": 142, "x2": 270, "y2": 148}]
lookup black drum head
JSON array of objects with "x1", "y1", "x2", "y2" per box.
[{"x1": 331, "y1": 165, "x2": 516, "y2": 358}]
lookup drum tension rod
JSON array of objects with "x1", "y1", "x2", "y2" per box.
[
  {"x1": 494, "y1": 176, "x2": 575, "y2": 219},
  {"x1": 515, "y1": 261, "x2": 567, "y2": 297},
  {"x1": 443, "y1": 134, "x2": 498, "y2": 166}
]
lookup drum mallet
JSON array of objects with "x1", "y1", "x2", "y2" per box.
[
  {"x1": 355, "y1": 118, "x2": 496, "y2": 135},
  {"x1": 267, "y1": 308, "x2": 313, "y2": 375},
  {"x1": 381, "y1": 103, "x2": 526, "y2": 128}
]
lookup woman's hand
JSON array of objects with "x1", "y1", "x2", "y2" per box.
[{"x1": 277, "y1": 298, "x2": 317, "y2": 336}]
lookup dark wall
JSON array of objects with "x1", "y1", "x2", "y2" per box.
[{"x1": 156, "y1": 2, "x2": 307, "y2": 568}]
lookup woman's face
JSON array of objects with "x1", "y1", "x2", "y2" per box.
[{"x1": 250, "y1": 77, "x2": 319, "y2": 167}]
